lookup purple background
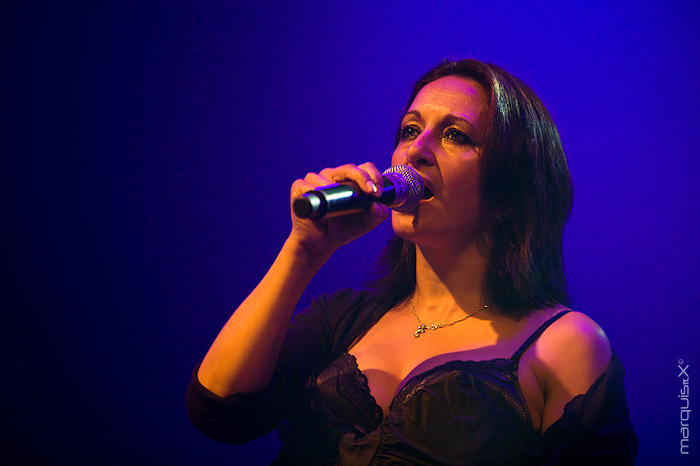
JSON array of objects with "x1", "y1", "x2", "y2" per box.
[{"x1": 6, "y1": 1, "x2": 699, "y2": 464}]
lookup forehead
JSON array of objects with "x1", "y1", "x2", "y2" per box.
[{"x1": 408, "y1": 75, "x2": 489, "y2": 127}]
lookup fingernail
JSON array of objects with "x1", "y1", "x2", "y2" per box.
[{"x1": 367, "y1": 181, "x2": 378, "y2": 194}]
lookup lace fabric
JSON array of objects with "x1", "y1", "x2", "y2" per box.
[
  {"x1": 309, "y1": 352, "x2": 383, "y2": 436},
  {"x1": 309, "y1": 351, "x2": 539, "y2": 465}
]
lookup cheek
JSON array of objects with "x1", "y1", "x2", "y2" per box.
[
  {"x1": 390, "y1": 148, "x2": 403, "y2": 166},
  {"x1": 444, "y1": 167, "x2": 482, "y2": 213},
  {"x1": 451, "y1": 188, "x2": 483, "y2": 227},
  {"x1": 451, "y1": 181, "x2": 480, "y2": 208},
  {"x1": 453, "y1": 177, "x2": 479, "y2": 199}
]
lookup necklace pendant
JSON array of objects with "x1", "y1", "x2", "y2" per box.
[{"x1": 414, "y1": 324, "x2": 427, "y2": 338}]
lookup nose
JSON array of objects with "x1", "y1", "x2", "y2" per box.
[{"x1": 403, "y1": 131, "x2": 436, "y2": 168}]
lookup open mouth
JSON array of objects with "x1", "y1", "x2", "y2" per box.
[{"x1": 422, "y1": 186, "x2": 434, "y2": 200}]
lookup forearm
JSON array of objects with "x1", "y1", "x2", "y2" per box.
[{"x1": 197, "y1": 237, "x2": 331, "y2": 397}]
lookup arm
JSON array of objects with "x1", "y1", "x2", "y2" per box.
[
  {"x1": 186, "y1": 288, "x2": 357, "y2": 444},
  {"x1": 196, "y1": 238, "x2": 328, "y2": 397},
  {"x1": 534, "y1": 312, "x2": 638, "y2": 464},
  {"x1": 196, "y1": 162, "x2": 389, "y2": 398},
  {"x1": 536, "y1": 311, "x2": 613, "y2": 433}
]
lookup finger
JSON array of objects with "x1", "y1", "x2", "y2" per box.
[
  {"x1": 290, "y1": 179, "x2": 333, "y2": 225},
  {"x1": 303, "y1": 171, "x2": 334, "y2": 188},
  {"x1": 290, "y1": 179, "x2": 314, "y2": 199},
  {"x1": 357, "y1": 162, "x2": 383, "y2": 197},
  {"x1": 320, "y1": 164, "x2": 377, "y2": 195},
  {"x1": 291, "y1": 176, "x2": 332, "y2": 200}
]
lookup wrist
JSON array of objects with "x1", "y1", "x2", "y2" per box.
[{"x1": 283, "y1": 235, "x2": 334, "y2": 271}]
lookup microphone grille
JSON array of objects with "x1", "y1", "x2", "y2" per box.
[{"x1": 382, "y1": 164, "x2": 424, "y2": 212}]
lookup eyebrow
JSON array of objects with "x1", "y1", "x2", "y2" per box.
[{"x1": 402, "y1": 110, "x2": 477, "y2": 132}]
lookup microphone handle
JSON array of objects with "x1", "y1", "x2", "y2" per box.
[{"x1": 293, "y1": 177, "x2": 398, "y2": 219}]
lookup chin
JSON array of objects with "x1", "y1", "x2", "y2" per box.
[
  {"x1": 391, "y1": 211, "x2": 436, "y2": 244},
  {"x1": 391, "y1": 210, "x2": 415, "y2": 235},
  {"x1": 391, "y1": 210, "x2": 487, "y2": 251}
]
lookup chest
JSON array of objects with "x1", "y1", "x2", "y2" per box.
[{"x1": 346, "y1": 309, "x2": 550, "y2": 432}]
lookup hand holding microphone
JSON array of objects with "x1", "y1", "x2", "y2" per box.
[
  {"x1": 293, "y1": 164, "x2": 424, "y2": 219},
  {"x1": 287, "y1": 163, "x2": 424, "y2": 261}
]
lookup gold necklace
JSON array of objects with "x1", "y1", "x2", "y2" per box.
[{"x1": 410, "y1": 298, "x2": 490, "y2": 338}]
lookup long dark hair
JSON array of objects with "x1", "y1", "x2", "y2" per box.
[{"x1": 366, "y1": 59, "x2": 574, "y2": 320}]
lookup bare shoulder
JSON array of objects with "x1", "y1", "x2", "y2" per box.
[
  {"x1": 532, "y1": 310, "x2": 613, "y2": 432},
  {"x1": 535, "y1": 310, "x2": 612, "y2": 369}
]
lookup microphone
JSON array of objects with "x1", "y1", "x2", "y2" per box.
[{"x1": 293, "y1": 164, "x2": 424, "y2": 219}]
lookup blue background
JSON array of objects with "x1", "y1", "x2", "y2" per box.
[{"x1": 6, "y1": 1, "x2": 699, "y2": 464}]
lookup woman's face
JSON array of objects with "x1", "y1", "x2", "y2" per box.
[{"x1": 390, "y1": 75, "x2": 490, "y2": 250}]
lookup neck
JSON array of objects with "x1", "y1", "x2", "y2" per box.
[{"x1": 412, "y1": 240, "x2": 491, "y2": 322}]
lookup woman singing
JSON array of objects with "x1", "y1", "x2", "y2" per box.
[{"x1": 186, "y1": 59, "x2": 638, "y2": 465}]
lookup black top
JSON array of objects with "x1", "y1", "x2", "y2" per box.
[{"x1": 186, "y1": 289, "x2": 638, "y2": 465}]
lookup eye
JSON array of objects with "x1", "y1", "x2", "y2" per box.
[
  {"x1": 443, "y1": 128, "x2": 473, "y2": 145},
  {"x1": 399, "y1": 124, "x2": 420, "y2": 141}
]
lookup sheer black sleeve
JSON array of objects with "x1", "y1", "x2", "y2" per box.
[
  {"x1": 184, "y1": 289, "x2": 371, "y2": 444},
  {"x1": 536, "y1": 350, "x2": 638, "y2": 465}
]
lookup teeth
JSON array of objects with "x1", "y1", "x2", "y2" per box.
[{"x1": 422, "y1": 187, "x2": 434, "y2": 200}]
